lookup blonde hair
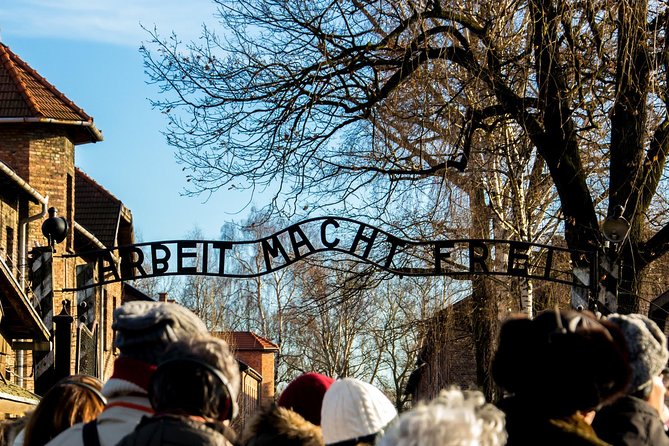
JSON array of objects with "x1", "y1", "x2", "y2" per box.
[
  {"x1": 23, "y1": 374, "x2": 105, "y2": 446},
  {"x1": 379, "y1": 389, "x2": 506, "y2": 446}
]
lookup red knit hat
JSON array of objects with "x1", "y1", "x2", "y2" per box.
[{"x1": 278, "y1": 372, "x2": 335, "y2": 425}]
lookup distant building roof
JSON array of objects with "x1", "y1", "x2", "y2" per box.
[
  {"x1": 122, "y1": 283, "x2": 155, "y2": 303},
  {"x1": 0, "y1": 43, "x2": 102, "y2": 144},
  {"x1": 217, "y1": 331, "x2": 279, "y2": 351},
  {"x1": 75, "y1": 168, "x2": 129, "y2": 249}
]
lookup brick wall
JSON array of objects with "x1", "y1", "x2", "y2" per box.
[
  {"x1": 235, "y1": 350, "x2": 276, "y2": 404},
  {"x1": 0, "y1": 123, "x2": 109, "y2": 391},
  {"x1": 0, "y1": 125, "x2": 75, "y2": 252},
  {"x1": 258, "y1": 352, "x2": 275, "y2": 401}
]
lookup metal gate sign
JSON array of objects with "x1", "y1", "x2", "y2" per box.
[{"x1": 61, "y1": 217, "x2": 593, "y2": 292}]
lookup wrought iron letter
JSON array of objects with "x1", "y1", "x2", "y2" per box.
[
  {"x1": 434, "y1": 241, "x2": 455, "y2": 273},
  {"x1": 320, "y1": 218, "x2": 340, "y2": 248},
  {"x1": 543, "y1": 248, "x2": 554, "y2": 279},
  {"x1": 98, "y1": 251, "x2": 120, "y2": 282},
  {"x1": 212, "y1": 242, "x2": 232, "y2": 275},
  {"x1": 261, "y1": 236, "x2": 291, "y2": 272},
  {"x1": 151, "y1": 243, "x2": 171, "y2": 274},
  {"x1": 350, "y1": 224, "x2": 378, "y2": 259},
  {"x1": 288, "y1": 224, "x2": 315, "y2": 259},
  {"x1": 384, "y1": 235, "x2": 406, "y2": 268},
  {"x1": 119, "y1": 245, "x2": 147, "y2": 278},
  {"x1": 469, "y1": 241, "x2": 489, "y2": 273},
  {"x1": 177, "y1": 241, "x2": 198, "y2": 274},
  {"x1": 507, "y1": 242, "x2": 530, "y2": 276}
]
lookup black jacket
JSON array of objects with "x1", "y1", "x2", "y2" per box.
[
  {"x1": 498, "y1": 396, "x2": 611, "y2": 446},
  {"x1": 592, "y1": 395, "x2": 669, "y2": 446},
  {"x1": 116, "y1": 415, "x2": 237, "y2": 446}
]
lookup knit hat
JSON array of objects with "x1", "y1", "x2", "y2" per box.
[
  {"x1": 321, "y1": 378, "x2": 397, "y2": 446},
  {"x1": 113, "y1": 301, "x2": 208, "y2": 364},
  {"x1": 279, "y1": 372, "x2": 335, "y2": 425},
  {"x1": 605, "y1": 313, "x2": 669, "y2": 392}
]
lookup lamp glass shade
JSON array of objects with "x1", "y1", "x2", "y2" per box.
[{"x1": 601, "y1": 216, "x2": 630, "y2": 243}]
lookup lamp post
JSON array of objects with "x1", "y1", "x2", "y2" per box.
[{"x1": 598, "y1": 205, "x2": 630, "y2": 314}]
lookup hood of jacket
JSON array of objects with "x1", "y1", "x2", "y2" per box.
[{"x1": 242, "y1": 405, "x2": 323, "y2": 446}]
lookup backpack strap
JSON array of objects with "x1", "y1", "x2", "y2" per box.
[{"x1": 82, "y1": 419, "x2": 101, "y2": 446}]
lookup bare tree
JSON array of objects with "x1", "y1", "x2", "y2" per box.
[{"x1": 142, "y1": 0, "x2": 669, "y2": 314}]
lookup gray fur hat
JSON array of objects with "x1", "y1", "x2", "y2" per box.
[
  {"x1": 606, "y1": 313, "x2": 669, "y2": 392},
  {"x1": 113, "y1": 301, "x2": 208, "y2": 364}
]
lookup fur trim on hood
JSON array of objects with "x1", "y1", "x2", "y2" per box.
[{"x1": 242, "y1": 405, "x2": 324, "y2": 446}]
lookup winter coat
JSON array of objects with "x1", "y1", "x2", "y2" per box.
[
  {"x1": 498, "y1": 396, "x2": 611, "y2": 446},
  {"x1": 241, "y1": 405, "x2": 323, "y2": 446},
  {"x1": 116, "y1": 414, "x2": 237, "y2": 446},
  {"x1": 45, "y1": 393, "x2": 153, "y2": 446},
  {"x1": 592, "y1": 395, "x2": 669, "y2": 446}
]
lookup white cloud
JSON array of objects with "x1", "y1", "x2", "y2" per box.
[{"x1": 0, "y1": 0, "x2": 220, "y2": 46}]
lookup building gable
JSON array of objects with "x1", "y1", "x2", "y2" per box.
[{"x1": 0, "y1": 44, "x2": 102, "y2": 144}]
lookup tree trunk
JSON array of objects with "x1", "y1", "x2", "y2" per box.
[{"x1": 470, "y1": 186, "x2": 499, "y2": 401}]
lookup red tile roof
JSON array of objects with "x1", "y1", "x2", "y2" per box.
[
  {"x1": 0, "y1": 44, "x2": 102, "y2": 143},
  {"x1": 75, "y1": 168, "x2": 123, "y2": 248},
  {"x1": 216, "y1": 331, "x2": 279, "y2": 351}
]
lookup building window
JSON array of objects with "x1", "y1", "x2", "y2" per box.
[{"x1": 6, "y1": 226, "x2": 14, "y2": 271}]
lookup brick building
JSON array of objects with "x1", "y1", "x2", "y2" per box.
[
  {"x1": 0, "y1": 42, "x2": 134, "y2": 412},
  {"x1": 221, "y1": 331, "x2": 279, "y2": 403},
  {"x1": 215, "y1": 331, "x2": 278, "y2": 428}
]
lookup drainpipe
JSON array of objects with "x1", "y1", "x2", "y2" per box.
[
  {"x1": 74, "y1": 221, "x2": 105, "y2": 250},
  {"x1": 0, "y1": 161, "x2": 48, "y2": 388}
]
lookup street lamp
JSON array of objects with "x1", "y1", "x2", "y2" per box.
[
  {"x1": 598, "y1": 205, "x2": 630, "y2": 313},
  {"x1": 601, "y1": 205, "x2": 631, "y2": 243},
  {"x1": 41, "y1": 207, "x2": 69, "y2": 249}
]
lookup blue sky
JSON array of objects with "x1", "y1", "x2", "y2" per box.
[{"x1": 1, "y1": 0, "x2": 254, "y2": 242}]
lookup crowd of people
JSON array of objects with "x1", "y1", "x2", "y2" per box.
[{"x1": 1, "y1": 300, "x2": 668, "y2": 446}]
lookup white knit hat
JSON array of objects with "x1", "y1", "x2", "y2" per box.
[{"x1": 321, "y1": 378, "x2": 398, "y2": 446}]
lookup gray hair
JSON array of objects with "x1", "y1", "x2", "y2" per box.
[{"x1": 378, "y1": 389, "x2": 506, "y2": 446}]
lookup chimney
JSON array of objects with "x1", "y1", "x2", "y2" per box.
[{"x1": 158, "y1": 292, "x2": 168, "y2": 302}]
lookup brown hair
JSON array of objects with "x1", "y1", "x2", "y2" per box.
[{"x1": 23, "y1": 374, "x2": 105, "y2": 446}]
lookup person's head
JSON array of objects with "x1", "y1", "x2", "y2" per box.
[
  {"x1": 148, "y1": 334, "x2": 241, "y2": 422},
  {"x1": 243, "y1": 405, "x2": 324, "y2": 446},
  {"x1": 23, "y1": 374, "x2": 106, "y2": 446},
  {"x1": 492, "y1": 309, "x2": 630, "y2": 417},
  {"x1": 321, "y1": 378, "x2": 397, "y2": 446},
  {"x1": 604, "y1": 313, "x2": 669, "y2": 399},
  {"x1": 113, "y1": 300, "x2": 209, "y2": 365},
  {"x1": 378, "y1": 388, "x2": 506, "y2": 446},
  {"x1": 279, "y1": 372, "x2": 335, "y2": 426}
]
